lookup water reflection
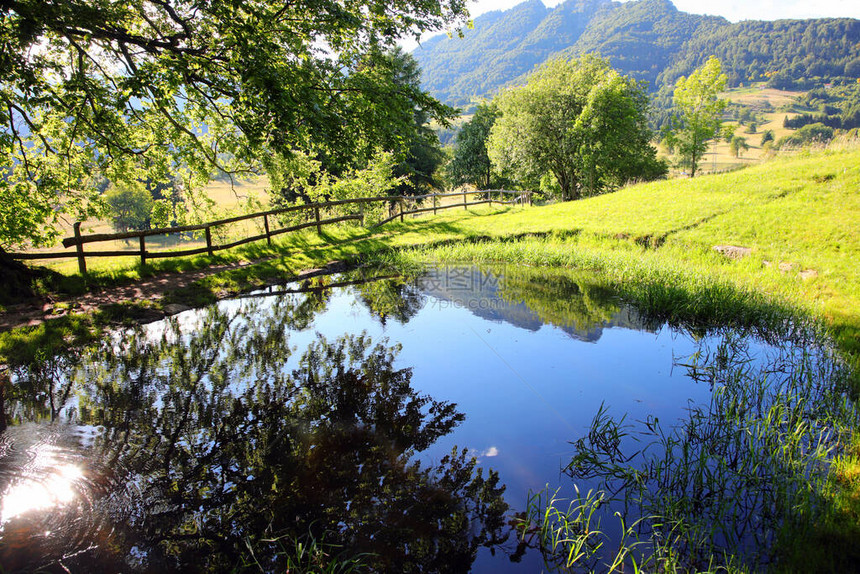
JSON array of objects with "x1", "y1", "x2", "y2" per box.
[
  {"x1": 3, "y1": 296, "x2": 509, "y2": 572},
  {"x1": 414, "y1": 265, "x2": 652, "y2": 342},
  {"x1": 0, "y1": 264, "x2": 849, "y2": 572},
  {"x1": 1, "y1": 451, "x2": 82, "y2": 524}
]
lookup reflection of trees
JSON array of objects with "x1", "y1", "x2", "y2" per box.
[
  {"x1": 6, "y1": 295, "x2": 508, "y2": 572},
  {"x1": 350, "y1": 273, "x2": 427, "y2": 326},
  {"x1": 494, "y1": 266, "x2": 626, "y2": 332}
]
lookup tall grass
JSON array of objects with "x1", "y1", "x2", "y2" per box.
[{"x1": 515, "y1": 326, "x2": 856, "y2": 572}]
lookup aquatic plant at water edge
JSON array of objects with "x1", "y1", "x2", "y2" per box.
[{"x1": 522, "y1": 328, "x2": 856, "y2": 571}]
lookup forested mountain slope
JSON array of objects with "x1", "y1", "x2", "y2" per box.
[{"x1": 413, "y1": 0, "x2": 860, "y2": 108}]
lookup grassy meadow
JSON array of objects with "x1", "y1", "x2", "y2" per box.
[{"x1": 662, "y1": 85, "x2": 803, "y2": 174}]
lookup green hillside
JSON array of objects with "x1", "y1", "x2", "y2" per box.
[
  {"x1": 413, "y1": 0, "x2": 860, "y2": 108},
  {"x1": 397, "y1": 148, "x2": 860, "y2": 332}
]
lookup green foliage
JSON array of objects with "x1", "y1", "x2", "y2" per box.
[
  {"x1": 358, "y1": 48, "x2": 452, "y2": 195},
  {"x1": 269, "y1": 150, "x2": 404, "y2": 225},
  {"x1": 761, "y1": 130, "x2": 775, "y2": 146},
  {"x1": 414, "y1": 0, "x2": 860, "y2": 114},
  {"x1": 488, "y1": 55, "x2": 663, "y2": 201},
  {"x1": 563, "y1": 332, "x2": 854, "y2": 571},
  {"x1": 103, "y1": 183, "x2": 154, "y2": 233},
  {"x1": 665, "y1": 56, "x2": 727, "y2": 177},
  {"x1": 0, "y1": 0, "x2": 468, "y2": 248},
  {"x1": 729, "y1": 135, "x2": 749, "y2": 158},
  {"x1": 447, "y1": 102, "x2": 499, "y2": 189},
  {"x1": 777, "y1": 123, "x2": 836, "y2": 149}
]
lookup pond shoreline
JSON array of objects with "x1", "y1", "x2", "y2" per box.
[{"x1": 0, "y1": 259, "x2": 354, "y2": 333}]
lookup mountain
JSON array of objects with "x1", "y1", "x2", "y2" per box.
[{"x1": 412, "y1": 0, "x2": 860, "y2": 109}]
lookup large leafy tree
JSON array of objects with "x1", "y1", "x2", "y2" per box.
[
  {"x1": 368, "y1": 47, "x2": 450, "y2": 196},
  {"x1": 664, "y1": 56, "x2": 727, "y2": 177},
  {"x1": 0, "y1": 0, "x2": 467, "y2": 258},
  {"x1": 487, "y1": 55, "x2": 664, "y2": 201},
  {"x1": 448, "y1": 101, "x2": 498, "y2": 189}
]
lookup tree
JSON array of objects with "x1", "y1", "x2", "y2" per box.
[
  {"x1": 0, "y1": 0, "x2": 468, "y2": 286},
  {"x1": 760, "y1": 130, "x2": 775, "y2": 146},
  {"x1": 104, "y1": 184, "x2": 154, "y2": 233},
  {"x1": 776, "y1": 123, "x2": 835, "y2": 149},
  {"x1": 448, "y1": 102, "x2": 499, "y2": 189},
  {"x1": 374, "y1": 48, "x2": 451, "y2": 195},
  {"x1": 487, "y1": 55, "x2": 664, "y2": 201},
  {"x1": 729, "y1": 136, "x2": 749, "y2": 158},
  {"x1": 665, "y1": 56, "x2": 728, "y2": 177}
]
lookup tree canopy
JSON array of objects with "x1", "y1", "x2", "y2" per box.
[
  {"x1": 448, "y1": 101, "x2": 499, "y2": 189},
  {"x1": 0, "y1": 0, "x2": 468, "y2": 250},
  {"x1": 665, "y1": 56, "x2": 727, "y2": 177},
  {"x1": 487, "y1": 55, "x2": 664, "y2": 201}
]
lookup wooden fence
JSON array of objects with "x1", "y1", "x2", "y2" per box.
[{"x1": 11, "y1": 189, "x2": 532, "y2": 274}]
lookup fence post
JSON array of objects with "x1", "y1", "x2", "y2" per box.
[
  {"x1": 433, "y1": 194, "x2": 437, "y2": 215},
  {"x1": 489, "y1": 190, "x2": 493, "y2": 208},
  {"x1": 73, "y1": 222, "x2": 87, "y2": 274},
  {"x1": 205, "y1": 226, "x2": 214, "y2": 257},
  {"x1": 399, "y1": 198, "x2": 405, "y2": 222},
  {"x1": 314, "y1": 206, "x2": 322, "y2": 234},
  {"x1": 463, "y1": 190, "x2": 467, "y2": 210},
  {"x1": 139, "y1": 234, "x2": 147, "y2": 266},
  {"x1": 263, "y1": 213, "x2": 272, "y2": 245},
  {"x1": 528, "y1": 191, "x2": 533, "y2": 207},
  {"x1": 359, "y1": 202, "x2": 365, "y2": 226}
]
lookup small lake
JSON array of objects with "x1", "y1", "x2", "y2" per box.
[{"x1": 0, "y1": 264, "x2": 852, "y2": 572}]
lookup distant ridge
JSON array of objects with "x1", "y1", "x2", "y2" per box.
[{"x1": 413, "y1": 0, "x2": 860, "y2": 108}]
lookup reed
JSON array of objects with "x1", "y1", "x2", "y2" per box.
[{"x1": 516, "y1": 326, "x2": 856, "y2": 572}]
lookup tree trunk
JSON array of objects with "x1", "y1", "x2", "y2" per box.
[{"x1": 0, "y1": 247, "x2": 38, "y2": 303}]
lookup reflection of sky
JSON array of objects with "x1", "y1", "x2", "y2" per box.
[
  {"x1": 146, "y1": 277, "x2": 758, "y2": 520},
  {"x1": 243, "y1": 284, "x2": 712, "y2": 503},
  {"x1": 268, "y1": 282, "x2": 719, "y2": 572}
]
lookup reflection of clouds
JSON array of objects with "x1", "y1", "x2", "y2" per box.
[
  {"x1": 481, "y1": 446, "x2": 499, "y2": 458},
  {"x1": 1, "y1": 445, "x2": 84, "y2": 524}
]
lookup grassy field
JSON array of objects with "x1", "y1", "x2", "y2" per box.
[
  {"x1": 21, "y1": 177, "x2": 270, "y2": 266},
  {"x1": 17, "y1": 146, "x2": 858, "y2": 352}
]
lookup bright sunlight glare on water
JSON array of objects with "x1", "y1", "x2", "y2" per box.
[{"x1": 0, "y1": 446, "x2": 83, "y2": 524}]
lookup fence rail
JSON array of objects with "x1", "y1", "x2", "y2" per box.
[{"x1": 11, "y1": 189, "x2": 532, "y2": 274}]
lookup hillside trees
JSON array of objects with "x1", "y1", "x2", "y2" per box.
[
  {"x1": 664, "y1": 56, "x2": 727, "y2": 177},
  {"x1": 729, "y1": 136, "x2": 749, "y2": 158},
  {"x1": 487, "y1": 55, "x2": 665, "y2": 201},
  {"x1": 0, "y1": 0, "x2": 468, "y2": 283},
  {"x1": 448, "y1": 102, "x2": 499, "y2": 189}
]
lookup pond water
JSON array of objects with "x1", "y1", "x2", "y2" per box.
[{"x1": 0, "y1": 265, "x2": 852, "y2": 572}]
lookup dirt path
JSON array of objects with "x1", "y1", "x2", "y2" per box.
[{"x1": 0, "y1": 261, "x2": 255, "y2": 332}]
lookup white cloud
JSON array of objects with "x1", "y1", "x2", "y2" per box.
[{"x1": 481, "y1": 446, "x2": 500, "y2": 457}]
